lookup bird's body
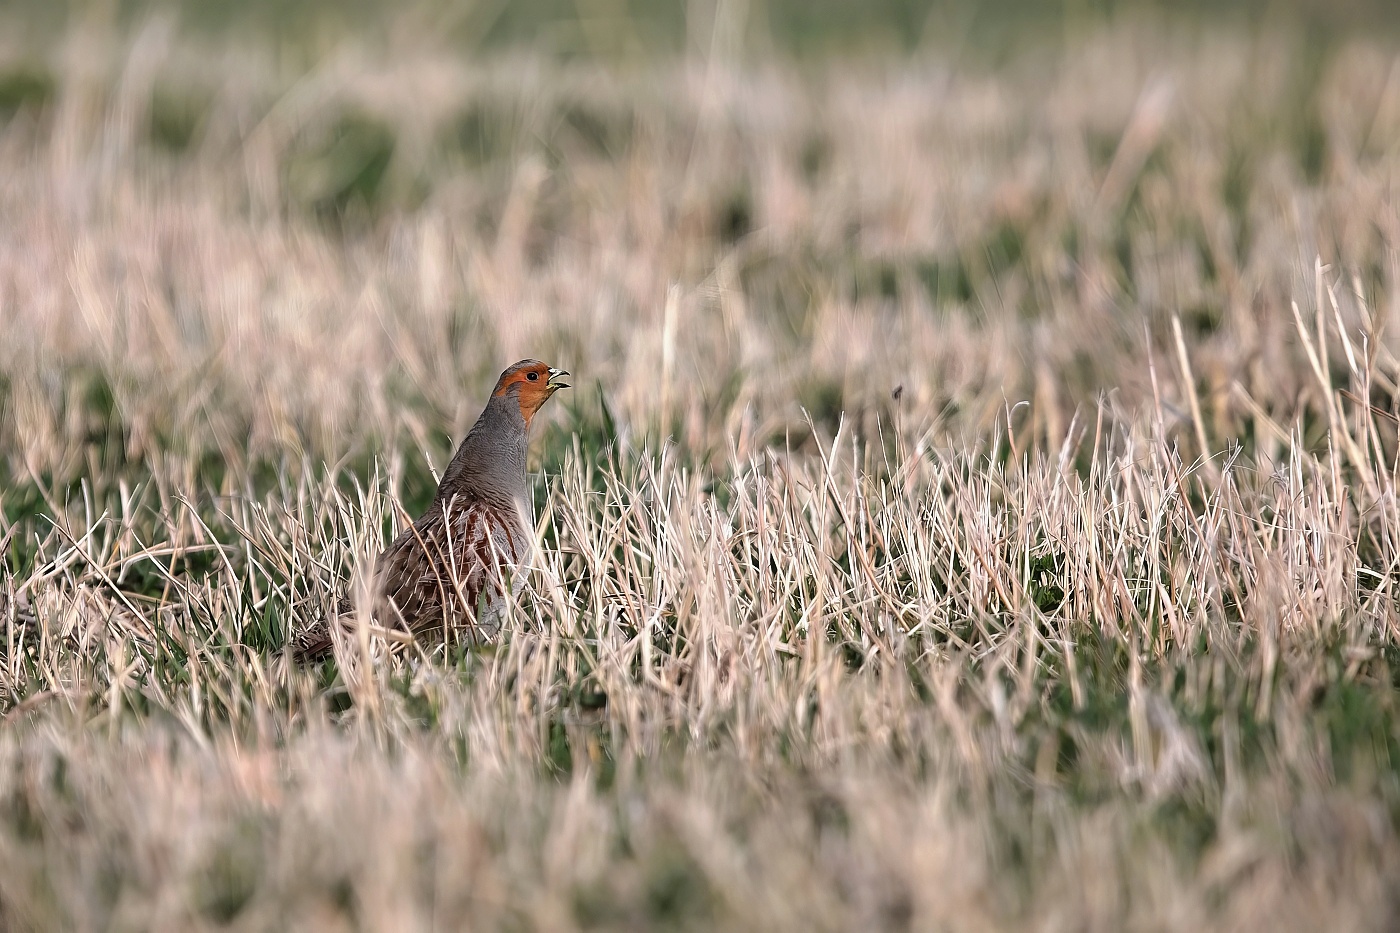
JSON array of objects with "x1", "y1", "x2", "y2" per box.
[{"x1": 296, "y1": 360, "x2": 568, "y2": 658}]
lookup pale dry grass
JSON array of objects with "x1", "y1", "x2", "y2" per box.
[{"x1": 0, "y1": 9, "x2": 1399, "y2": 932}]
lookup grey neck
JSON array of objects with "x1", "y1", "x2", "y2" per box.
[{"x1": 437, "y1": 394, "x2": 530, "y2": 512}]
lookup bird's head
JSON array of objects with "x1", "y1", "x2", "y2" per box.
[{"x1": 492, "y1": 359, "x2": 570, "y2": 425}]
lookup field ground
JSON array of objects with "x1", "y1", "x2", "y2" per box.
[{"x1": 2, "y1": 4, "x2": 1400, "y2": 930}]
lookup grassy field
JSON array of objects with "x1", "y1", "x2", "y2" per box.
[{"x1": 2, "y1": 4, "x2": 1400, "y2": 930}]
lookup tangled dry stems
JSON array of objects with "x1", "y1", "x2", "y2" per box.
[{"x1": 0, "y1": 11, "x2": 1398, "y2": 931}]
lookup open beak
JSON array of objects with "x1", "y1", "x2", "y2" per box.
[{"x1": 546, "y1": 368, "x2": 571, "y2": 390}]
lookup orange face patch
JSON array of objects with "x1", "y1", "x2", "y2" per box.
[{"x1": 491, "y1": 360, "x2": 569, "y2": 424}]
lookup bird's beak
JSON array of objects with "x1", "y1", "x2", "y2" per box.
[{"x1": 546, "y1": 368, "x2": 571, "y2": 390}]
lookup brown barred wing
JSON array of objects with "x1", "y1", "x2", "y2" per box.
[
  {"x1": 294, "y1": 498, "x2": 527, "y2": 659},
  {"x1": 372, "y1": 497, "x2": 526, "y2": 640}
]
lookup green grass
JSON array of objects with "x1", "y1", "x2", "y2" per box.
[{"x1": 0, "y1": 7, "x2": 1399, "y2": 932}]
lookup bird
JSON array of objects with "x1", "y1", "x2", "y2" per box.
[{"x1": 296, "y1": 360, "x2": 570, "y2": 659}]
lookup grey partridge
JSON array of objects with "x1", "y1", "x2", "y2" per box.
[{"x1": 296, "y1": 360, "x2": 569, "y2": 658}]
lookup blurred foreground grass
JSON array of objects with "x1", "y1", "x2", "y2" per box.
[{"x1": 1, "y1": 4, "x2": 1400, "y2": 931}]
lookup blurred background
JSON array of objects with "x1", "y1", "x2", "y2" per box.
[
  {"x1": 3, "y1": 0, "x2": 1400, "y2": 486},
  {"x1": 3, "y1": 0, "x2": 1398, "y2": 457},
  {"x1": 5, "y1": 0, "x2": 1400, "y2": 58}
]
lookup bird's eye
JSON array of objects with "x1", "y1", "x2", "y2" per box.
[{"x1": 527, "y1": 372, "x2": 539, "y2": 381}]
